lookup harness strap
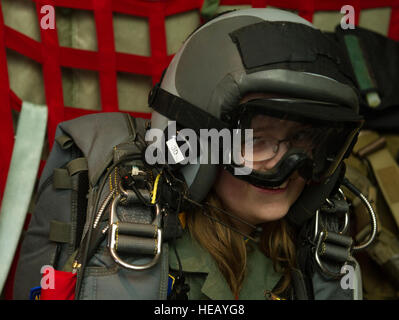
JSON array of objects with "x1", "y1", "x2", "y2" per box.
[
  {"x1": 354, "y1": 131, "x2": 399, "y2": 229},
  {"x1": 53, "y1": 168, "x2": 73, "y2": 190},
  {"x1": 66, "y1": 158, "x2": 88, "y2": 176},
  {"x1": 55, "y1": 134, "x2": 74, "y2": 150}
]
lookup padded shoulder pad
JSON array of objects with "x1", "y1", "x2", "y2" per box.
[{"x1": 59, "y1": 113, "x2": 147, "y2": 186}]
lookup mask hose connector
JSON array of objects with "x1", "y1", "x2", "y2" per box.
[{"x1": 342, "y1": 177, "x2": 378, "y2": 252}]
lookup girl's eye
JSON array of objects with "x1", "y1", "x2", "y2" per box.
[
  {"x1": 291, "y1": 130, "x2": 312, "y2": 142},
  {"x1": 252, "y1": 137, "x2": 268, "y2": 148},
  {"x1": 245, "y1": 136, "x2": 261, "y2": 145}
]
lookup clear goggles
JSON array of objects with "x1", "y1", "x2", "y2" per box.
[{"x1": 227, "y1": 99, "x2": 364, "y2": 186}]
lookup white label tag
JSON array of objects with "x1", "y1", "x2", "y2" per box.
[{"x1": 166, "y1": 138, "x2": 185, "y2": 164}]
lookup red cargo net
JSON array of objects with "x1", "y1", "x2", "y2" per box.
[
  {"x1": 0, "y1": 0, "x2": 203, "y2": 300},
  {"x1": 0, "y1": 0, "x2": 203, "y2": 203}
]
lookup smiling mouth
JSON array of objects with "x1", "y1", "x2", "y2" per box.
[{"x1": 253, "y1": 180, "x2": 289, "y2": 194}]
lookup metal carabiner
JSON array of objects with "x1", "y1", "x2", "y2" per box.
[{"x1": 108, "y1": 193, "x2": 162, "y2": 271}]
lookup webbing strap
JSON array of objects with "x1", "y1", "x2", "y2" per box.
[
  {"x1": 53, "y1": 168, "x2": 73, "y2": 190},
  {"x1": 355, "y1": 131, "x2": 399, "y2": 229},
  {"x1": 150, "y1": 86, "x2": 228, "y2": 132},
  {"x1": 201, "y1": 0, "x2": 221, "y2": 20},
  {"x1": 343, "y1": 34, "x2": 381, "y2": 108},
  {"x1": 66, "y1": 158, "x2": 88, "y2": 176},
  {"x1": 55, "y1": 135, "x2": 74, "y2": 150},
  {"x1": 0, "y1": 101, "x2": 47, "y2": 293},
  {"x1": 343, "y1": 35, "x2": 376, "y2": 93}
]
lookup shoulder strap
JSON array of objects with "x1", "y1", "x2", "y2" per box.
[{"x1": 56, "y1": 113, "x2": 169, "y2": 300}]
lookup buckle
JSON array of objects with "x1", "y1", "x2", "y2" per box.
[
  {"x1": 313, "y1": 183, "x2": 378, "y2": 278},
  {"x1": 314, "y1": 212, "x2": 353, "y2": 279},
  {"x1": 108, "y1": 193, "x2": 162, "y2": 271},
  {"x1": 313, "y1": 188, "x2": 352, "y2": 279}
]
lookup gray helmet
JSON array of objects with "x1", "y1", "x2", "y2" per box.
[{"x1": 149, "y1": 8, "x2": 363, "y2": 207}]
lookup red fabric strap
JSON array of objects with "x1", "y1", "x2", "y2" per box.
[
  {"x1": 36, "y1": 0, "x2": 64, "y2": 148},
  {"x1": 94, "y1": 0, "x2": 119, "y2": 112}
]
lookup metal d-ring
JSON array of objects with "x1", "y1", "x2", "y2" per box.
[
  {"x1": 313, "y1": 209, "x2": 349, "y2": 279},
  {"x1": 322, "y1": 188, "x2": 349, "y2": 235},
  {"x1": 108, "y1": 194, "x2": 162, "y2": 271},
  {"x1": 337, "y1": 188, "x2": 349, "y2": 235},
  {"x1": 314, "y1": 229, "x2": 347, "y2": 279}
]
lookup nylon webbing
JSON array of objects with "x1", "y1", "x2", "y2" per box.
[
  {"x1": 53, "y1": 168, "x2": 73, "y2": 190},
  {"x1": 66, "y1": 158, "x2": 88, "y2": 176},
  {"x1": 150, "y1": 87, "x2": 228, "y2": 132},
  {"x1": 343, "y1": 35, "x2": 376, "y2": 92},
  {"x1": 354, "y1": 131, "x2": 399, "y2": 229},
  {"x1": 0, "y1": 101, "x2": 47, "y2": 293},
  {"x1": 55, "y1": 135, "x2": 74, "y2": 150}
]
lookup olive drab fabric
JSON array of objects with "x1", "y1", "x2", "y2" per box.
[
  {"x1": 344, "y1": 131, "x2": 399, "y2": 299},
  {"x1": 168, "y1": 228, "x2": 283, "y2": 300},
  {"x1": 13, "y1": 113, "x2": 169, "y2": 300}
]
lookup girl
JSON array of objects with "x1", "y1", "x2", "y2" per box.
[{"x1": 149, "y1": 8, "x2": 365, "y2": 300}]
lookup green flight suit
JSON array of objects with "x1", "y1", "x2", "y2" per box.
[{"x1": 169, "y1": 228, "x2": 283, "y2": 300}]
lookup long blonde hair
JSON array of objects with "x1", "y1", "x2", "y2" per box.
[{"x1": 186, "y1": 191, "x2": 297, "y2": 298}]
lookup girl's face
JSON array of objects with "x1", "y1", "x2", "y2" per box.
[{"x1": 214, "y1": 95, "x2": 308, "y2": 231}]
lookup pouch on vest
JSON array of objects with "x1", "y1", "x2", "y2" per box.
[
  {"x1": 40, "y1": 269, "x2": 77, "y2": 300},
  {"x1": 345, "y1": 131, "x2": 399, "y2": 299}
]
